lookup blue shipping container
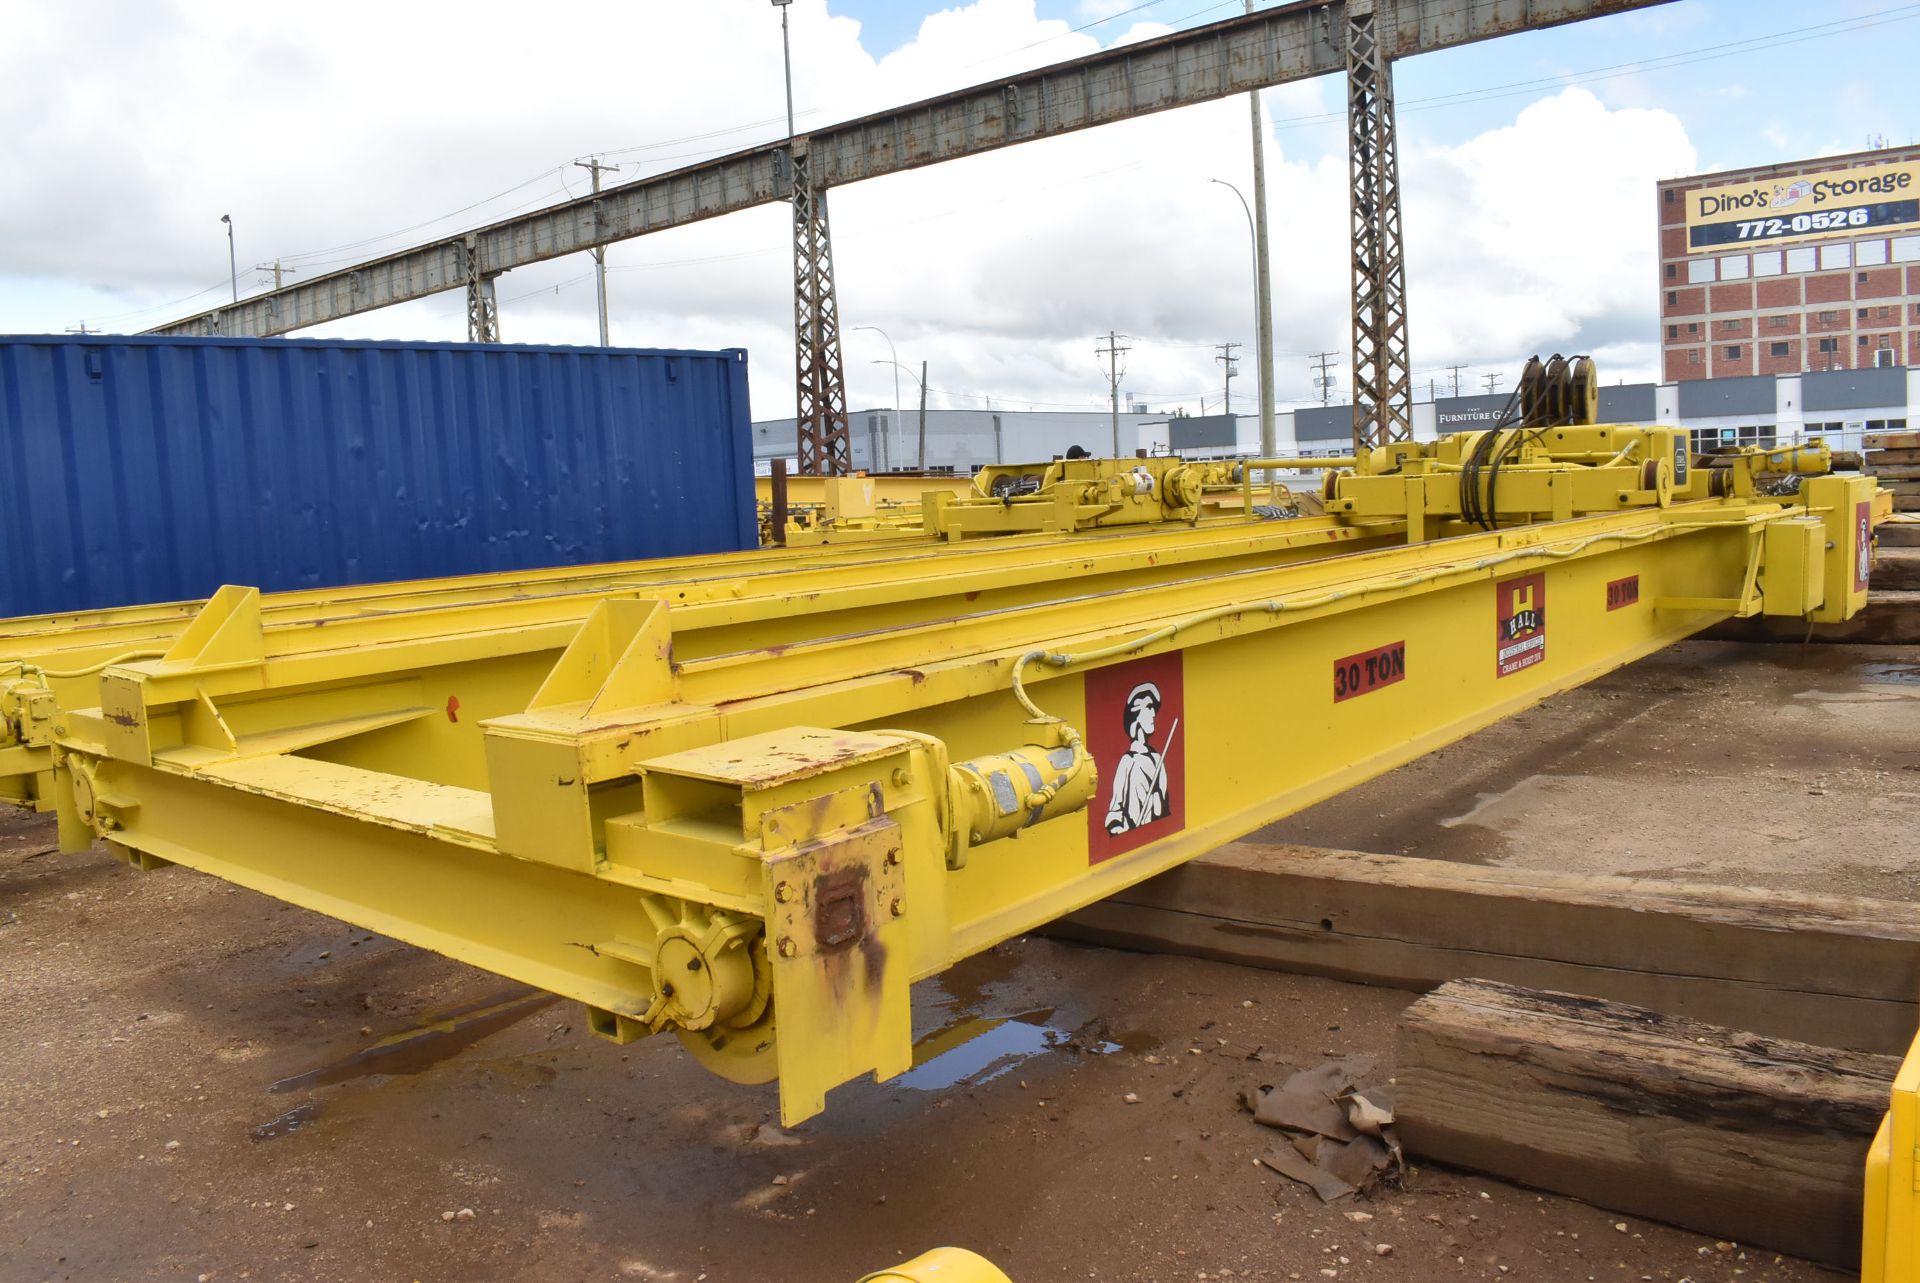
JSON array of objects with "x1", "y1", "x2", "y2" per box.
[{"x1": 0, "y1": 335, "x2": 756, "y2": 616}]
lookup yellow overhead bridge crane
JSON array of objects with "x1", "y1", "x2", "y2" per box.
[{"x1": 7, "y1": 414, "x2": 1880, "y2": 1131}]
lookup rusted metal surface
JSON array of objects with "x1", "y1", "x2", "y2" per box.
[{"x1": 1346, "y1": 0, "x2": 1414, "y2": 454}]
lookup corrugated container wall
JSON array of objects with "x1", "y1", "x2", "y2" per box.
[{"x1": 0, "y1": 336, "x2": 756, "y2": 616}]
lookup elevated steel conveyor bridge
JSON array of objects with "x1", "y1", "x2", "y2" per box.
[{"x1": 144, "y1": 0, "x2": 1675, "y2": 467}]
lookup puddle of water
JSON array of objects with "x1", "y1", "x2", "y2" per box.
[
  {"x1": 896, "y1": 1008, "x2": 1121, "y2": 1091},
  {"x1": 1862, "y1": 662, "x2": 1920, "y2": 686},
  {"x1": 269, "y1": 989, "x2": 557, "y2": 1094},
  {"x1": 251, "y1": 1100, "x2": 321, "y2": 1142}
]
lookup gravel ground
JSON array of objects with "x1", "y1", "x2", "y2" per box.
[{"x1": 3, "y1": 640, "x2": 1901, "y2": 1282}]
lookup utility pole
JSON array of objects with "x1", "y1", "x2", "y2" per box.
[
  {"x1": 917, "y1": 359, "x2": 929, "y2": 471},
  {"x1": 1446, "y1": 363, "x2": 1467, "y2": 398},
  {"x1": 1215, "y1": 341, "x2": 1241, "y2": 417},
  {"x1": 1245, "y1": 0, "x2": 1277, "y2": 457},
  {"x1": 1309, "y1": 350, "x2": 1339, "y2": 406},
  {"x1": 1483, "y1": 371, "x2": 1503, "y2": 395},
  {"x1": 220, "y1": 214, "x2": 237, "y2": 304},
  {"x1": 255, "y1": 261, "x2": 296, "y2": 290},
  {"x1": 575, "y1": 158, "x2": 622, "y2": 346},
  {"x1": 1096, "y1": 331, "x2": 1131, "y2": 456}
]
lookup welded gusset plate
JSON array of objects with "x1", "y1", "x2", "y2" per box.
[{"x1": 763, "y1": 816, "x2": 909, "y2": 1126}]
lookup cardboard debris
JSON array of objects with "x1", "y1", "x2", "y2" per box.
[
  {"x1": 1246, "y1": 1057, "x2": 1404, "y2": 1201},
  {"x1": 1345, "y1": 1087, "x2": 1394, "y2": 1137},
  {"x1": 1261, "y1": 1148, "x2": 1357, "y2": 1202},
  {"x1": 1248, "y1": 1079, "x2": 1356, "y2": 1140}
]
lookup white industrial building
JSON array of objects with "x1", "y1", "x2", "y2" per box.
[{"x1": 753, "y1": 367, "x2": 1918, "y2": 471}]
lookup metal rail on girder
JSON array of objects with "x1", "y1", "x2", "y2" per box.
[{"x1": 144, "y1": 0, "x2": 1674, "y2": 341}]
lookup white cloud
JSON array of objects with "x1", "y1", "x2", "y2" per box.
[{"x1": 0, "y1": 2, "x2": 1697, "y2": 417}]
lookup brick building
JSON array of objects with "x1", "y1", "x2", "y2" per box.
[{"x1": 1658, "y1": 145, "x2": 1920, "y2": 382}]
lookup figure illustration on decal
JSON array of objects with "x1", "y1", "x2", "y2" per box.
[
  {"x1": 1085, "y1": 651, "x2": 1186, "y2": 864},
  {"x1": 1105, "y1": 682, "x2": 1177, "y2": 835}
]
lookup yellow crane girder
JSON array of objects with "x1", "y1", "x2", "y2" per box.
[{"x1": 11, "y1": 430, "x2": 1881, "y2": 1126}]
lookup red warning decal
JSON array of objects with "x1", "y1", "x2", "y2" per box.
[
  {"x1": 1085, "y1": 651, "x2": 1186, "y2": 866},
  {"x1": 1605, "y1": 575, "x2": 1640, "y2": 611},
  {"x1": 1495, "y1": 573, "x2": 1546, "y2": 678},
  {"x1": 1333, "y1": 641, "x2": 1406, "y2": 703}
]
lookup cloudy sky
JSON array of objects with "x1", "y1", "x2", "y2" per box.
[{"x1": 2, "y1": 0, "x2": 1917, "y2": 419}]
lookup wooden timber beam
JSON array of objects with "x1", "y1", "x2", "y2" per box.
[
  {"x1": 1051, "y1": 842, "x2": 1920, "y2": 1054},
  {"x1": 147, "y1": 0, "x2": 1674, "y2": 338},
  {"x1": 1397, "y1": 979, "x2": 1895, "y2": 1267}
]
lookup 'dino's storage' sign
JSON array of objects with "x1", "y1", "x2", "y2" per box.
[{"x1": 1685, "y1": 159, "x2": 1919, "y2": 251}]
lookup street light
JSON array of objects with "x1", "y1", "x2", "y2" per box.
[
  {"x1": 772, "y1": 0, "x2": 795, "y2": 139},
  {"x1": 853, "y1": 325, "x2": 900, "y2": 412},
  {"x1": 1208, "y1": 179, "x2": 1261, "y2": 424},
  {"x1": 854, "y1": 325, "x2": 902, "y2": 472},
  {"x1": 873, "y1": 358, "x2": 928, "y2": 471},
  {"x1": 220, "y1": 214, "x2": 237, "y2": 304}
]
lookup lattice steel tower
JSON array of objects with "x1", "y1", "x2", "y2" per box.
[
  {"x1": 789, "y1": 145, "x2": 852, "y2": 476},
  {"x1": 1345, "y1": 0, "x2": 1412, "y2": 455}
]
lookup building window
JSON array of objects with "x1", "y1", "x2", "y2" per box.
[
  {"x1": 1666, "y1": 290, "x2": 1677, "y2": 304},
  {"x1": 1687, "y1": 259, "x2": 1715, "y2": 284},
  {"x1": 1819, "y1": 311, "x2": 1836, "y2": 324},
  {"x1": 1687, "y1": 323, "x2": 1700, "y2": 333},
  {"x1": 1664, "y1": 188, "x2": 1676, "y2": 204},
  {"x1": 1818, "y1": 338, "x2": 1839, "y2": 353},
  {"x1": 1787, "y1": 246, "x2": 1818, "y2": 272},
  {"x1": 1859, "y1": 335, "x2": 1870, "y2": 346},
  {"x1": 1692, "y1": 424, "x2": 1779, "y2": 454},
  {"x1": 1720, "y1": 254, "x2": 1749, "y2": 279},
  {"x1": 1821, "y1": 243, "x2": 1852, "y2": 269},
  {"x1": 1665, "y1": 265, "x2": 1677, "y2": 280},
  {"x1": 1859, "y1": 308, "x2": 1869, "y2": 319},
  {"x1": 1858, "y1": 272, "x2": 1870, "y2": 284},
  {"x1": 1688, "y1": 351, "x2": 1700, "y2": 365},
  {"x1": 1722, "y1": 319, "x2": 1741, "y2": 332},
  {"x1": 1769, "y1": 315, "x2": 1791, "y2": 328},
  {"x1": 1667, "y1": 325, "x2": 1678, "y2": 339},
  {"x1": 1725, "y1": 345, "x2": 1742, "y2": 360},
  {"x1": 1770, "y1": 342, "x2": 1790, "y2": 357},
  {"x1": 1752, "y1": 250, "x2": 1784, "y2": 276},
  {"x1": 1858, "y1": 240, "x2": 1888, "y2": 266},
  {"x1": 1894, "y1": 236, "x2": 1920, "y2": 263}
]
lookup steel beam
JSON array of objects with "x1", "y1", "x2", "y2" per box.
[
  {"x1": 1346, "y1": 0, "x2": 1413, "y2": 453},
  {"x1": 462, "y1": 235, "x2": 501, "y2": 343},
  {"x1": 145, "y1": 0, "x2": 1674, "y2": 339}
]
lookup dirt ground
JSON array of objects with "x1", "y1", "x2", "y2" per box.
[
  {"x1": 1260, "y1": 640, "x2": 1920, "y2": 900},
  {"x1": 3, "y1": 641, "x2": 1909, "y2": 1283}
]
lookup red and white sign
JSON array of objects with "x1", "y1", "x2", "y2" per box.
[
  {"x1": 1495, "y1": 574, "x2": 1547, "y2": 678},
  {"x1": 1333, "y1": 641, "x2": 1406, "y2": 703},
  {"x1": 1605, "y1": 575, "x2": 1640, "y2": 611},
  {"x1": 1855, "y1": 501, "x2": 1872, "y2": 593},
  {"x1": 1085, "y1": 651, "x2": 1186, "y2": 865}
]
